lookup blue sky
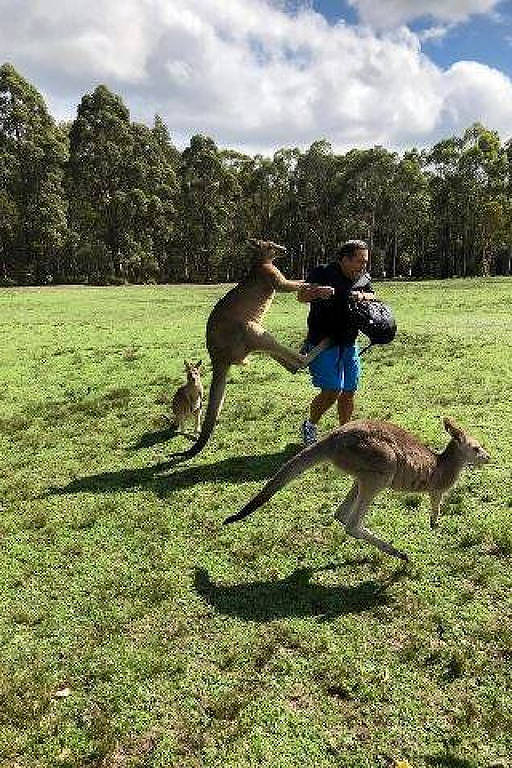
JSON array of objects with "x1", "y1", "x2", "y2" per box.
[
  {"x1": 1, "y1": 0, "x2": 512, "y2": 154},
  {"x1": 310, "y1": 0, "x2": 512, "y2": 76}
]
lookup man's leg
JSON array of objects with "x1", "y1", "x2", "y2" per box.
[
  {"x1": 337, "y1": 391, "x2": 354, "y2": 425},
  {"x1": 301, "y1": 344, "x2": 343, "y2": 445},
  {"x1": 310, "y1": 389, "x2": 340, "y2": 424},
  {"x1": 336, "y1": 344, "x2": 360, "y2": 425}
]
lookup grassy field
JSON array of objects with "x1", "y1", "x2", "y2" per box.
[{"x1": 0, "y1": 279, "x2": 511, "y2": 768}]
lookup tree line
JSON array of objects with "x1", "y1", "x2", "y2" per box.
[{"x1": 1, "y1": 62, "x2": 511, "y2": 286}]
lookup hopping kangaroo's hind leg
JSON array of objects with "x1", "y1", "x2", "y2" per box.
[
  {"x1": 344, "y1": 477, "x2": 409, "y2": 562},
  {"x1": 334, "y1": 481, "x2": 359, "y2": 525},
  {"x1": 247, "y1": 322, "x2": 306, "y2": 373}
]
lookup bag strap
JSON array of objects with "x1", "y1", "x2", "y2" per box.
[{"x1": 359, "y1": 341, "x2": 373, "y2": 356}]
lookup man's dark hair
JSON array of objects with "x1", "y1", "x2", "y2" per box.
[{"x1": 338, "y1": 240, "x2": 369, "y2": 261}]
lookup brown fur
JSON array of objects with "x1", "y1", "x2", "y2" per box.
[
  {"x1": 179, "y1": 239, "x2": 328, "y2": 458},
  {"x1": 171, "y1": 360, "x2": 204, "y2": 435},
  {"x1": 224, "y1": 417, "x2": 490, "y2": 562}
]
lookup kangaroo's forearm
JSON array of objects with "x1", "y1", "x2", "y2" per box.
[{"x1": 276, "y1": 278, "x2": 305, "y2": 293}]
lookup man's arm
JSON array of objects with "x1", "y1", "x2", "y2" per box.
[
  {"x1": 297, "y1": 284, "x2": 335, "y2": 302},
  {"x1": 297, "y1": 264, "x2": 335, "y2": 302},
  {"x1": 351, "y1": 275, "x2": 375, "y2": 302}
]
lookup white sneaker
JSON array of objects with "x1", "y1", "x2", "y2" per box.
[{"x1": 301, "y1": 419, "x2": 318, "y2": 446}]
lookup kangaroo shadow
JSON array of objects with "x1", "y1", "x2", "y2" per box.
[
  {"x1": 129, "y1": 425, "x2": 197, "y2": 450},
  {"x1": 45, "y1": 444, "x2": 300, "y2": 499},
  {"x1": 194, "y1": 563, "x2": 405, "y2": 622},
  {"x1": 424, "y1": 755, "x2": 478, "y2": 768}
]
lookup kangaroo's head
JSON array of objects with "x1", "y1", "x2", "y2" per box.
[
  {"x1": 247, "y1": 238, "x2": 287, "y2": 263},
  {"x1": 184, "y1": 359, "x2": 203, "y2": 386},
  {"x1": 443, "y1": 417, "x2": 490, "y2": 466}
]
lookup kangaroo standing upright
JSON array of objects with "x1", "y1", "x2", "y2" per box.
[
  {"x1": 170, "y1": 360, "x2": 204, "y2": 436},
  {"x1": 179, "y1": 239, "x2": 332, "y2": 459},
  {"x1": 224, "y1": 417, "x2": 490, "y2": 562}
]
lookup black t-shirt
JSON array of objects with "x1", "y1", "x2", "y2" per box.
[{"x1": 306, "y1": 262, "x2": 374, "y2": 345}]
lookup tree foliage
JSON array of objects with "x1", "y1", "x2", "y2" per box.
[{"x1": 1, "y1": 64, "x2": 511, "y2": 285}]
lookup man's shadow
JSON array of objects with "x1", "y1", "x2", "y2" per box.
[
  {"x1": 44, "y1": 444, "x2": 300, "y2": 500},
  {"x1": 194, "y1": 562, "x2": 406, "y2": 622}
]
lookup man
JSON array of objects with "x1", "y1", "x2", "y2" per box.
[{"x1": 297, "y1": 240, "x2": 374, "y2": 445}]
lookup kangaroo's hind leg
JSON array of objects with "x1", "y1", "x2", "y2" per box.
[
  {"x1": 345, "y1": 478, "x2": 409, "y2": 562},
  {"x1": 194, "y1": 406, "x2": 202, "y2": 436},
  {"x1": 334, "y1": 481, "x2": 359, "y2": 525},
  {"x1": 247, "y1": 323, "x2": 306, "y2": 373},
  {"x1": 302, "y1": 337, "x2": 333, "y2": 365}
]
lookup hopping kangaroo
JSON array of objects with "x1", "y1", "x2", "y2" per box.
[
  {"x1": 170, "y1": 360, "x2": 204, "y2": 435},
  {"x1": 224, "y1": 417, "x2": 490, "y2": 562},
  {"x1": 179, "y1": 239, "x2": 331, "y2": 458}
]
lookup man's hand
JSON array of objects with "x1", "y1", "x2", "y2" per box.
[
  {"x1": 350, "y1": 290, "x2": 373, "y2": 302},
  {"x1": 298, "y1": 284, "x2": 335, "y2": 302}
]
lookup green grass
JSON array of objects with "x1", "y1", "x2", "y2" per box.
[{"x1": 0, "y1": 278, "x2": 511, "y2": 768}]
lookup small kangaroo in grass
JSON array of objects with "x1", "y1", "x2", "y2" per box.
[
  {"x1": 224, "y1": 417, "x2": 490, "y2": 562},
  {"x1": 178, "y1": 239, "x2": 333, "y2": 459},
  {"x1": 170, "y1": 360, "x2": 204, "y2": 436}
]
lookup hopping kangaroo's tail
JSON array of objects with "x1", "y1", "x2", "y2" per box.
[
  {"x1": 179, "y1": 364, "x2": 229, "y2": 459},
  {"x1": 224, "y1": 438, "x2": 333, "y2": 524}
]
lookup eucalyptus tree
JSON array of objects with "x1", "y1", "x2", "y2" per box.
[
  {"x1": 178, "y1": 134, "x2": 239, "y2": 282},
  {"x1": 458, "y1": 123, "x2": 508, "y2": 275},
  {"x1": 0, "y1": 63, "x2": 67, "y2": 283},
  {"x1": 66, "y1": 85, "x2": 134, "y2": 281},
  {"x1": 339, "y1": 147, "x2": 398, "y2": 273},
  {"x1": 387, "y1": 150, "x2": 430, "y2": 277},
  {"x1": 292, "y1": 140, "x2": 341, "y2": 276}
]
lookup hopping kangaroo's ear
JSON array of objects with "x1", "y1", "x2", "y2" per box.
[
  {"x1": 195, "y1": 360, "x2": 202, "y2": 370},
  {"x1": 443, "y1": 416, "x2": 466, "y2": 441},
  {"x1": 184, "y1": 359, "x2": 191, "y2": 370}
]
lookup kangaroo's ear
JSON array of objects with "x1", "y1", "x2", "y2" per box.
[
  {"x1": 184, "y1": 359, "x2": 191, "y2": 370},
  {"x1": 195, "y1": 360, "x2": 202, "y2": 370},
  {"x1": 443, "y1": 416, "x2": 465, "y2": 441}
]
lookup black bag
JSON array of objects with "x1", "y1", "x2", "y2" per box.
[{"x1": 348, "y1": 296, "x2": 397, "y2": 351}]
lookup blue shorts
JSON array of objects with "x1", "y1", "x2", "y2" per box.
[{"x1": 307, "y1": 342, "x2": 361, "y2": 393}]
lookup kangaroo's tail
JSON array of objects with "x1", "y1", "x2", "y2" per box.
[
  {"x1": 178, "y1": 364, "x2": 229, "y2": 459},
  {"x1": 223, "y1": 438, "x2": 333, "y2": 524}
]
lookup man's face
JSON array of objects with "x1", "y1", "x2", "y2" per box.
[{"x1": 340, "y1": 248, "x2": 369, "y2": 281}]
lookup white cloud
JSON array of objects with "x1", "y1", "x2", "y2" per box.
[
  {"x1": 442, "y1": 60, "x2": 512, "y2": 130},
  {"x1": 419, "y1": 25, "x2": 452, "y2": 42},
  {"x1": 348, "y1": 0, "x2": 501, "y2": 28},
  {"x1": 1, "y1": 0, "x2": 512, "y2": 154}
]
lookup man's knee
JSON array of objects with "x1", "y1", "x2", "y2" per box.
[{"x1": 321, "y1": 389, "x2": 341, "y2": 405}]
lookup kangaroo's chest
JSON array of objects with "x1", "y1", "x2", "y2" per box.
[{"x1": 391, "y1": 453, "x2": 436, "y2": 492}]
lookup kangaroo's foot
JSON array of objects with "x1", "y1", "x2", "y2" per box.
[
  {"x1": 287, "y1": 354, "x2": 308, "y2": 373},
  {"x1": 303, "y1": 338, "x2": 332, "y2": 366},
  {"x1": 346, "y1": 523, "x2": 409, "y2": 562}
]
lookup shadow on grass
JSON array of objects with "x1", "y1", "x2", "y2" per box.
[
  {"x1": 129, "y1": 425, "x2": 178, "y2": 449},
  {"x1": 45, "y1": 444, "x2": 300, "y2": 499},
  {"x1": 194, "y1": 562, "x2": 406, "y2": 622},
  {"x1": 129, "y1": 425, "x2": 199, "y2": 450},
  {"x1": 425, "y1": 755, "x2": 477, "y2": 768}
]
